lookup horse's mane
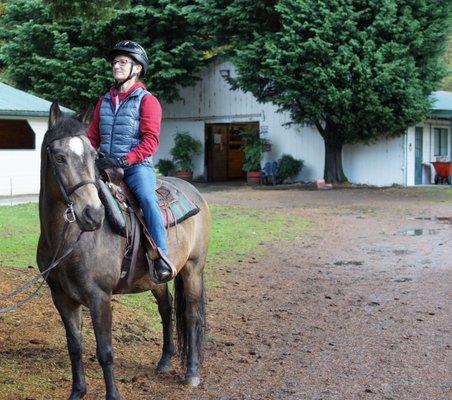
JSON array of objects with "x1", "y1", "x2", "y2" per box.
[{"x1": 42, "y1": 117, "x2": 87, "y2": 148}]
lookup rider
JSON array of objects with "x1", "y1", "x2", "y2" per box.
[{"x1": 87, "y1": 40, "x2": 174, "y2": 283}]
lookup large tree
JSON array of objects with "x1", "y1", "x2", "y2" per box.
[
  {"x1": 0, "y1": 0, "x2": 211, "y2": 110},
  {"x1": 198, "y1": 0, "x2": 451, "y2": 182}
]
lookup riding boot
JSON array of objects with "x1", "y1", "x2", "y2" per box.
[
  {"x1": 146, "y1": 249, "x2": 176, "y2": 284},
  {"x1": 154, "y1": 258, "x2": 173, "y2": 282}
]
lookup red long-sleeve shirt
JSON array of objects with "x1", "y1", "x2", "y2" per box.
[{"x1": 87, "y1": 82, "x2": 162, "y2": 165}]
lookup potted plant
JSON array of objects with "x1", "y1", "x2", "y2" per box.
[
  {"x1": 170, "y1": 132, "x2": 202, "y2": 181},
  {"x1": 241, "y1": 129, "x2": 266, "y2": 184},
  {"x1": 155, "y1": 158, "x2": 176, "y2": 176}
]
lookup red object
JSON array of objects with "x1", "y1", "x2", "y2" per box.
[
  {"x1": 431, "y1": 161, "x2": 452, "y2": 184},
  {"x1": 175, "y1": 171, "x2": 193, "y2": 181},
  {"x1": 87, "y1": 82, "x2": 162, "y2": 165},
  {"x1": 314, "y1": 179, "x2": 333, "y2": 190},
  {"x1": 431, "y1": 162, "x2": 452, "y2": 178},
  {"x1": 246, "y1": 171, "x2": 261, "y2": 185}
]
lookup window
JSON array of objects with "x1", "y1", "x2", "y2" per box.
[
  {"x1": 0, "y1": 119, "x2": 36, "y2": 149},
  {"x1": 433, "y1": 128, "x2": 448, "y2": 157}
]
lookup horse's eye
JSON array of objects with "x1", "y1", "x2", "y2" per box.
[{"x1": 55, "y1": 155, "x2": 66, "y2": 164}]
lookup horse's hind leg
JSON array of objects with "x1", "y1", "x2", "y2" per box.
[
  {"x1": 152, "y1": 283, "x2": 175, "y2": 373},
  {"x1": 175, "y1": 261, "x2": 206, "y2": 387},
  {"x1": 88, "y1": 292, "x2": 121, "y2": 400},
  {"x1": 51, "y1": 291, "x2": 87, "y2": 400}
]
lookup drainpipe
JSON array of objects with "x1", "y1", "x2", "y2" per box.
[
  {"x1": 450, "y1": 118, "x2": 452, "y2": 185},
  {"x1": 403, "y1": 131, "x2": 407, "y2": 187}
]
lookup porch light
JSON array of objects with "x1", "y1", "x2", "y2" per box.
[{"x1": 219, "y1": 69, "x2": 230, "y2": 78}]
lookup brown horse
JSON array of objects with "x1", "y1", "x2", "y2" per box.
[{"x1": 37, "y1": 103, "x2": 210, "y2": 399}]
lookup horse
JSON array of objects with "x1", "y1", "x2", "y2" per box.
[{"x1": 37, "y1": 103, "x2": 210, "y2": 400}]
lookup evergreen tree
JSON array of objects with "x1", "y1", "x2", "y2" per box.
[
  {"x1": 0, "y1": 0, "x2": 210, "y2": 111},
  {"x1": 200, "y1": 0, "x2": 451, "y2": 182}
]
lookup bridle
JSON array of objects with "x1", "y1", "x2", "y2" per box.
[{"x1": 46, "y1": 143, "x2": 97, "y2": 224}]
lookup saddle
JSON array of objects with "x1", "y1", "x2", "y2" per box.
[{"x1": 97, "y1": 168, "x2": 200, "y2": 288}]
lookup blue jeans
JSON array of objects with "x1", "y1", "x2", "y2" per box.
[{"x1": 123, "y1": 164, "x2": 167, "y2": 255}]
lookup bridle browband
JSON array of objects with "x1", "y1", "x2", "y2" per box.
[{"x1": 46, "y1": 143, "x2": 97, "y2": 223}]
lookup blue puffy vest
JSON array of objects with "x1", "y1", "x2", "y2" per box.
[{"x1": 99, "y1": 87, "x2": 152, "y2": 166}]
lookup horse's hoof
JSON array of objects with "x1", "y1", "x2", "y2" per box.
[
  {"x1": 185, "y1": 376, "x2": 201, "y2": 387},
  {"x1": 156, "y1": 362, "x2": 172, "y2": 374},
  {"x1": 68, "y1": 388, "x2": 87, "y2": 400}
]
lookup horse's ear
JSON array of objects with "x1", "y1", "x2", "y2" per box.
[
  {"x1": 77, "y1": 104, "x2": 93, "y2": 124},
  {"x1": 48, "y1": 102, "x2": 62, "y2": 128}
]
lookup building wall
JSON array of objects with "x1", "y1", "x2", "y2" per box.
[
  {"x1": 159, "y1": 60, "x2": 325, "y2": 182},
  {"x1": 0, "y1": 116, "x2": 46, "y2": 195},
  {"x1": 405, "y1": 119, "x2": 451, "y2": 185},
  {"x1": 343, "y1": 136, "x2": 406, "y2": 187}
]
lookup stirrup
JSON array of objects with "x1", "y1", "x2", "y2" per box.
[{"x1": 146, "y1": 249, "x2": 176, "y2": 284}]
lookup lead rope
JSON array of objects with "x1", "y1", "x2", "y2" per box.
[{"x1": 0, "y1": 218, "x2": 84, "y2": 314}]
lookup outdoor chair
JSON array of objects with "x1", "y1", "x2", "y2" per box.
[{"x1": 261, "y1": 161, "x2": 279, "y2": 185}]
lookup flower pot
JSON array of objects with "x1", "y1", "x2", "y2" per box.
[
  {"x1": 246, "y1": 171, "x2": 261, "y2": 185},
  {"x1": 175, "y1": 170, "x2": 193, "y2": 181}
]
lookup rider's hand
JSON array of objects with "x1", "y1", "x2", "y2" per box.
[{"x1": 95, "y1": 155, "x2": 128, "y2": 170}]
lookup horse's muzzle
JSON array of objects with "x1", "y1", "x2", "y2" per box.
[{"x1": 79, "y1": 205, "x2": 104, "y2": 231}]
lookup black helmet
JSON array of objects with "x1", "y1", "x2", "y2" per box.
[{"x1": 108, "y1": 40, "x2": 149, "y2": 77}]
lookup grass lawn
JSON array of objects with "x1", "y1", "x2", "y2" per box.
[
  {"x1": 0, "y1": 202, "x2": 308, "y2": 323},
  {"x1": 0, "y1": 203, "x2": 39, "y2": 268}
]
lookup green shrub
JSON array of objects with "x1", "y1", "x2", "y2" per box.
[
  {"x1": 170, "y1": 132, "x2": 202, "y2": 171},
  {"x1": 155, "y1": 158, "x2": 176, "y2": 176},
  {"x1": 278, "y1": 154, "x2": 304, "y2": 181},
  {"x1": 240, "y1": 129, "x2": 267, "y2": 172}
]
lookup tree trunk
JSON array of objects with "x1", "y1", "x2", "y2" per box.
[{"x1": 323, "y1": 139, "x2": 346, "y2": 184}]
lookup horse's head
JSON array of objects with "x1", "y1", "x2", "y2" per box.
[{"x1": 43, "y1": 103, "x2": 104, "y2": 231}]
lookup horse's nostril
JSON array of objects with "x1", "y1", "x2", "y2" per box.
[{"x1": 83, "y1": 206, "x2": 104, "y2": 226}]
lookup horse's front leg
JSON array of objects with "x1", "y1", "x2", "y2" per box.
[
  {"x1": 89, "y1": 292, "x2": 121, "y2": 400},
  {"x1": 51, "y1": 291, "x2": 87, "y2": 400},
  {"x1": 152, "y1": 283, "x2": 175, "y2": 373}
]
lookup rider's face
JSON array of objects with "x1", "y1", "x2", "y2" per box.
[{"x1": 112, "y1": 55, "x2": 141, "y2": 81}]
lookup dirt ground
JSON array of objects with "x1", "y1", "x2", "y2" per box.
[{"x1": 0, "y1": 185, "x2": 451, "y2": 400}]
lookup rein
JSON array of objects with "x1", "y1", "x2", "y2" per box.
[
  {"x1": 0, "y1": 142, "x2": 96, "y2": 314},
  {"x1": 0, "y1": 223, "x2": 84, "y2": 314}
]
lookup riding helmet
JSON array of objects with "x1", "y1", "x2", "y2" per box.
[{"x1": 108, "y1": 40, "x2": 149, "y2": 77}]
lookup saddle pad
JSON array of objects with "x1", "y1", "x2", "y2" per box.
[
  {"x1": 98, "y1": 179, "x2": 200, "y2": 235},
  {"x1": 156, "y1": 181, "x2": 200, "y2": 228}
]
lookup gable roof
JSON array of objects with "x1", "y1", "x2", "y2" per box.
[
  {"x1": 429, "y1": 91, "x2": 452, "y2": 119},
  {"x1": 0, "y1": 82, "x2": 74, "y2": 117}
]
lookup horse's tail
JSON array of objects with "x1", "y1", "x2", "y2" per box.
[{"x1": 174, "y1": 273, "x2": 206, "y2": 365}]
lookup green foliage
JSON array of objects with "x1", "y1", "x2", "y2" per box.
[
  {"x1": 278, "y1": 154, "x2": 303, "y2": 181},
  {"x1": 205, "y1": 0, "x2": 451, "y2": 182},
  {"x1": 169, "y1": 132, "x2": 202, "y2": 171},
  {"x1": 155, "y1": 158, "x2": 176, "y2": 176},
  {"x1": 0, "y1": 0, "x2": 211, "y2": 110},
  {"x1": 240, "y1": 129, "x2": 264, "y2": 172},
  {"x1": 442, "y1": 33, "x2": 452, "y2": 91},
  {"x1": 43, "y1": 0, "x2": 130, "y2": 20}
]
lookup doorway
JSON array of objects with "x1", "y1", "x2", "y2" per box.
[
  {"x1": 414, "y1": 127, "x2": 423, "y2": 185},
  {"x1": 205, "y1": 122, "x2": 259, "y2": 182}
]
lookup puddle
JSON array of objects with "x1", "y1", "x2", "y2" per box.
[
  {"x1": 396, "y1": 228, "x2": 441, "y2": 236},
  {"x1": 437, "y1": 217, "x2": 452, "y2": 224},
  {"x1": 410, "y1": 216, "x2": 452, "y2": 224}
]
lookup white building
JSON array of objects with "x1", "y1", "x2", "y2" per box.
[
  {"x1": 0, "y1": 83, "x2": 73, "y2": 196},
  {"x1": 159, "y1": 60, "x2": 452, "y2": 186}
]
